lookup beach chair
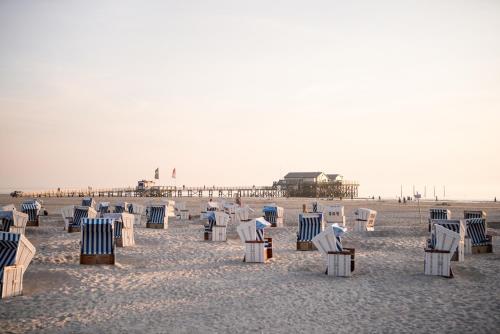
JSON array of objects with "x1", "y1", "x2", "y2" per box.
[
  {"x1": 428, "y1": 208, "x2": 451, "y2": 231},
  {"x1": 21, "y1": 200, "x2": 42, "y2": 227},
  {"x1": 0, "y1": 210, "x2": 29, "y2": 235},
  {"x1": 175, "y1": 202, "x2": 189, "y2": 220},
  {"x1": 463, "y1": 210, "x2": 486, "y2": 219},
  {"x1": 428, "y1": 219, "x2": 465, "y2": 261},
  {"x1": 146, "y1": 205, "x2": 168, "y2": 229},
  {"x1": 235, "y1": 205, "x2": 254, "y2": 223},
  {"x1": 312, "y1": 225, "x2": 354, "y2": 277},
  {"x1": 353, "y1": 208, "x2": 377, "y2": 232},
  {"x1": 205, "y1": 212, "x2": 230, "y2": 241},
  {"x1": 167, "y1": 200, "x2": 176, "y2": 218},
  {"x1": 114, "y1": 202, "x2": 129, "y2": 214},
  {"x1": 80, "y1": 218, "x2": 115, "y2": 265},
  {"x1": 204, "y1": 212, "x2": 217, "y2": 240},
  {"x1": 68, "y1": 206, "x2": 97, "y2": 233},
  {"x1": 464, "y1": 218, "x2": 493, "y2": 254},
  {"x1": 424, "y1": 224, "x2": 460, "y2": 278},
  {"x1": 236, "y1": 218, "x2": 273, "y2": 263},
  {"x1": 322, "y1": 205, "x2": 346, "y2": 227},
  {"x1": 263, "y1": 205, "x2": 284, "y2": 227},
  {"x1": 81, "y1": 197, "x2": 96, "y2": 209},
  {"x1": 1, "y1": 205, "x2": 16, "y2": 212},
  {"x1": 60, "y1": 205, "x2": 75, "y2": 230},
  {"x1": 0, "y1": 232, "x2": 36, "y2": 298},
  {"x1": 97, "y1": 202, "x2": 110, "y2": 216},
  {"x1": 297, "y1": 213, "x2": 325, "y2": 251},
  {"x1": 103, "y1": 213, "x2": 135, "y2": 247},
  {"x1": 128, "y1": 203, "x2": 145, "y2": 225}
]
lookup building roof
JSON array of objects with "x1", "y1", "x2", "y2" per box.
[
  {"x1": 327, "y1": 174, "x2": 342, "y2": 180},
  {"x1": 284, "y1": 172, "x2": 324, "y2": 179}
]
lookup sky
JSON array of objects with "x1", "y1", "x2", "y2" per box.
[{"x1": 1, "y1": 0, "x2": 499, "y2": 199}]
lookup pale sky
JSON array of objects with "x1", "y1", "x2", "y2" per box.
[{"x1": 1, "y1": 0, "x2": 499, "y2": 199}]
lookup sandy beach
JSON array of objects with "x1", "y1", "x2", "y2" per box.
[{"x1": 0, "y1": 195, "x2": 499, "y2": 333}]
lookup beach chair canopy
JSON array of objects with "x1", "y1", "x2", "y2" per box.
[
  {"x1": 97, "y1": 202, "x2": 110, "y2": 214},
  {"x1": 465, "y1": 218, "x2": 489, "y2": 245},
  {"x1": 114, "y1": 202, "x2": 129, "y2": 214},
  {"x1": 129, "y1": 203, "x2": 145, "y2": 215},
  {"x1": 297, "y1": 213, "x2": 324, "y2": 241},
  {"x1": 237, "y1": 218, "x2": 270, "y2": 243},
  {"x1": 1, "y1": 205, "x2": 16, "y2": 212},
  {"x1": 464, "y1": 210, "x2": 486, "y2": 219},
  {"x1": 430, "y1": 224, "x2": 460, "y2": 252},
  {"x1": 21, "y1": 200, "x2": 42, "y2": 222},
  {"x1": 355, "y1": 208, "x2": 376, "y2": 221},
  {"x1": 0, "y1": 232, "x2": 35, "y2": 283},
  {"x1": 147, "y1": 205, "x2": 166, "y2": 224},
  {"x1": 80, "y1": 218, "x2": 114, "y2": 255},
  {"x1": 81, "y1": 197, "x2": 96, "y2": 208},
  {"x1": 0, "y1": 211, "x2": 28, "y2": 232},
  {"x1": 72, "y1": 206, "x2": 97, "y2": 227},
  {"x1": 312, "y1": 227, "x2": 344, "y2": 257},
  {"x1": 429, "y1": 208, "x2": 451, "y2": 220}
]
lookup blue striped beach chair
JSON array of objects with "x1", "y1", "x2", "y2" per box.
[
  {"x1": 263, "y1": 205, "x2": 284, "y2": 227},
  {"x1": 428, "y1": 208, "x2": 451, "y2": 231},
  {"x1": 312, "y1": 225, "x2": 354, "y2": 277},
  {"x1": 297, "y1": 213, "x2": 325, "y2": 251},
  {"x1": 146, "y1": 205, "x2": 168, "y2": 229},
  {"x1": 97, "y1": 202, "x2": 110, "y2": 216},
  {"x1": 0, "y1": 232, "x2": 36, "y2": 298},
  {"x1": 464, "y1": 210, "x2": 486, "y2": 219},
  {"x1": 80, "y1": 218, "x2": 115, "y2": 265},
  {"x1": 464, "y1": 218, "x2": 492, "y2": 254},
  {"x1": 103, "y1": 213, "x2": 135, "y2": 247},
  {"x1": 428, "y1": 219, "x2": 464, "y2": 261},
  {"x1": 425, "y1": 224, "x2": 460, "y2": 278},
  {"x1": 81, "y1": 197, "x2": 96, "y2": 209},
  {"x1": 21, "y1": 200, "x2": 42, "y2": 227},
  {"x1": 236, "y1": 218, "x2": 273, "y2": 263},
  {"x1": 0, "y1": 210, "x2": 28, "y2": 235},
  {"x1": 68, "y1": 206, "x2": 98, "y2": 233},
  {"x1": 114, "y1": 202, "x2": 129, "y2": 214}
]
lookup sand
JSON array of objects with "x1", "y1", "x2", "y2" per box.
[{"x1": 0, "y1": 195, "x2": 499, "y2": 333}]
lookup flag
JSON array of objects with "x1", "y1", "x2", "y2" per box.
[
  {"x1": 154, "y1": 168, "x2": 159, "y2": 180},
  {"x1": 172, "y1": 168, "x2": 176, "y2": 179}
]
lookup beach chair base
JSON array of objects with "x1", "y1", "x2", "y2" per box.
[
  {"x1": 212, "y1": 225, "x2": 227, "y2": 242},
  {"x1": 450, "y1": 241, "x2": 464, "y2": 262},
  {"x1": 180, "y1": 210, "x2": 190, "y2": 220},
  {"x1": 116, "y1": 231, "x2": 134, "y2": 247},
  {"x1": 68, "y1": 225, "x2": 81, "y2": 233},
  {"x1": 424, "y1": 249, "x2": 453, "y2": 278},
  {"x1": 26, "y1": 220, "x2": 39, "y2": 227},
  {"x1": 244, "y1": 241, "x2": 268, "y2": 263},
  {"x1": 146, "y1": 223, "x2": 166, "y2": 229},
  {"x1": 326, "y1": 248, "x2": 355, "y2": 277},
  {"x1": 1, "y1": 266, "x2": 24, "y2": 299},
  {"x1": 204, "y1": 231, "x2": 211, "y2": 241},
  {"x1": 296, "y1": 241, "x2": 317, "y2": 251},
  {"x1": 465, "y1": 236, "x2": 493, "y2": 255},
  {"x1": 80, "y1": 254, "x2": 115, "y2": 265}
]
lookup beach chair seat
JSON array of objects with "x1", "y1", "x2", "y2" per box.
[
  {"x1": 81, "y1": 197, "x2": 96, "y2": 209},
  {"x1": 263, "y1": 204, "x2": 284, "y2": 227},
  {"x1": 322, "y1": 205, "x2": 346, "y2": 226},
  {"x1": 464, "y1": 218, "x2": 492, "y2": 254},
  {"x1": 0, "y1": 232, "x2": 36, "y2": 298},
  {"x1": 103, "y1": 213, "x2": 135, "y2": 247},
  {"x1": 237, "y1": 218, "x2": 272, "y2": 263},
  {"x1": 60, "y1": 205, "x2": 75, "y2": 230},
  {"x1": 312, "y1": 225, "x2": 354, "y2": 277},
  {"x1": 97, "y1": 202, "x2": 110, "y2": 216},
  {"x1": 146, "y1": 205, "x2": 168, "y2": 229},
  {"x1": 0, "y1": 210, "x2": 29, "y2": 235},
  {"x1": 80, "y1": 218, "x2": 115, "y2": 265},
  {"x1": 21, "y1": 200, "x2": 42, "y2": 227},
  {"x1": 114, "y1": 202, "x2": 129, "y2": 214},
  {"x1": 353, "y1": 208, "x2": 377, "y2": 232},
  {"x1": 428, "y1": 219, "x2": 465, "y2": 261},
  {"x1": 425, "y1": 224, "x2": 460, "y2": 278},
  {"x1": 68, "y1": 206, "x2": 97, "y2": 233},
  {"x1": 297, "y1": 213, "x2": 324, "y2": 251}
]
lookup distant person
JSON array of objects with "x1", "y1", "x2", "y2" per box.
[
  {"x1": 398, "y1": 198, "x2": 401, "y2": 204},
  {"x1": 403, "y1": 197, "x2": 407, "y2": 204},
  {"x1": 495, "y1": 197, "x2": 497, "y2": 202},
  {"x1": 236, "y1": 195, "x2": 241, "y2": 206},
  {"x1": 378, "y1": 196, "x2": 381, "y2": 201}
]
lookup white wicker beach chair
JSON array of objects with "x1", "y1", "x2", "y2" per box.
[
  {"x1": 464, "y1": 218, "x2": 492, "y2": 254},
  {"x1": 424, "y1": 224, "x2": 460, "y2": 278},
  {"x1": 235, "y1": 205, "x2": 254, "y2": 223},
  {"x1": 236, "y1": 218, "x2": 273, "y2": 263},
  {"x1": 428, "y1": 219, "x2": 465, "y2": 261},
  {"x1": 0, "y1": 210, "x2": 29, "y2": 235},
  {"x1": 297, "y1": 213, "x2": 325, "y2": 251},
  {"x1": 80, "y1": 218, "x2": 115, "y2": 265},
  {"x1": 322, "y1": 205, "x2": 346, "y2": 226},
  {"x1": 0, "y1": 232, "x2": 36, "y2": 298},
  {"x1": 312, "y1": 225, "x2": 354, "y2": 277},
  {"x1": 60, "y1": 205, "x2": 75, "y2": 230},
  {"x1": 353, "y1": 208, "x2": 377, "y2": 232},
  {"x1": 263, "y1": 204, "x2": 284, "y2": 227},
  {"x1": 129, "y1": 203, "x2": 145, "y2": 225},
  {"x1": 103, "y1": 213, "x2": 135, "y2": 247}
]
